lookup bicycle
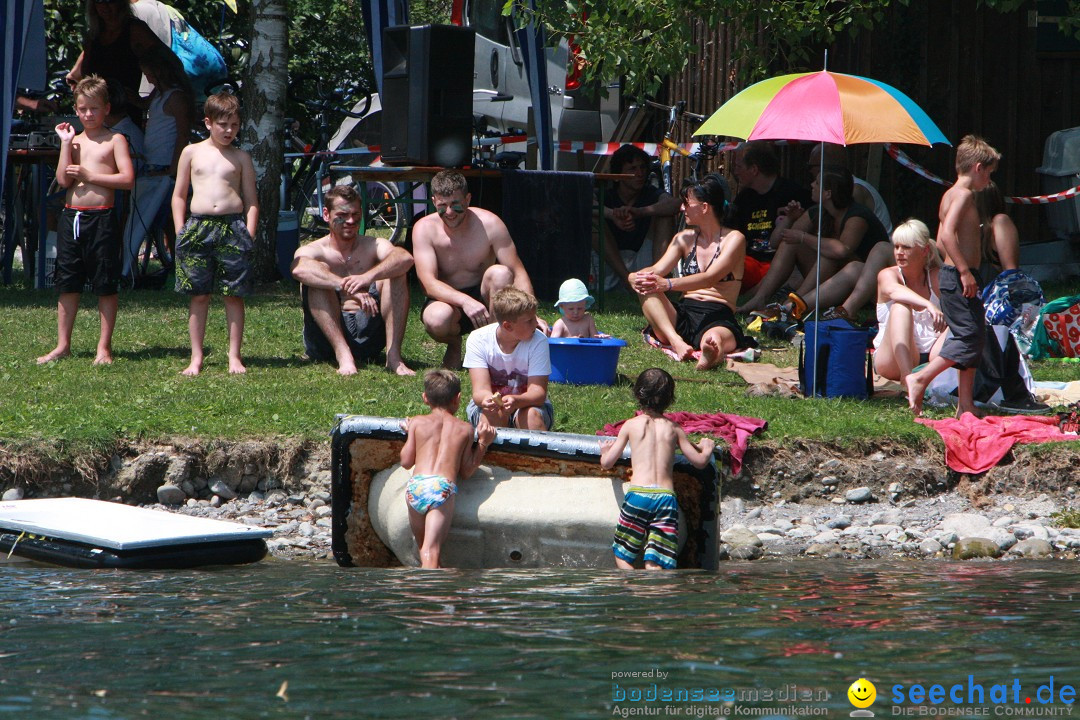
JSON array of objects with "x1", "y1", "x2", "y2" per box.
[
  {"x1": 643, "y1": 99, "x2": 724, "y2": 195},
  {"x1": 283, "y1": 83, "x2": 407, "y2": 245},
  {"x1": 639, "y1": 99, "x2": 730, "y2": 238},
  {"x1": 1, "y1": 73, "x2": 71, "y2": 288}
]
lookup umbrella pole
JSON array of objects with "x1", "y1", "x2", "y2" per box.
[
  {"x1": 812, "y1": 140, "x2": 825, "y2": 397},
  {"x1": 812, "y1": 50, "x2": 828, "y2": 398}
]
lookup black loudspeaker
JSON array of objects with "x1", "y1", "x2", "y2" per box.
[{"x1": 381, "y1": 24, "x2": 475, "y2": 167}]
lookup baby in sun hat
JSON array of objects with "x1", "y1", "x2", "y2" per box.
[{"x1": 550, "y1": 278, "x2": 607, "y2": 338}]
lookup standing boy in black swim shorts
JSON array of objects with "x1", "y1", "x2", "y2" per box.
[
  {"x1": 38, "y1": 75, "x2": 135, "y2": 366},
  {"x1": 171, "y1": 92, "x2": 258, "y2": 375},
  {"x1": 905, "y1": 135, "x2": 999, "y2": 417}
]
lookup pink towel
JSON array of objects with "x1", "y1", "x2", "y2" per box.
[
  {"x1": 915, "y1": 414, "x2": 1075, "y2": 474},
  {"x1": 642, "y1": 326, "x2": 701, "y2": 361},
  {"x1": 600, "y1": 411, "x2": 768, "y2": 475}
]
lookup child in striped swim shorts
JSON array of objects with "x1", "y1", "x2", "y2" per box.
[
  {"x1": 599, "y1": 368, "x2": 716, "y2": 570},
  {"x1": 400, "y1": 369, "x2": 496, "y2": 569}
]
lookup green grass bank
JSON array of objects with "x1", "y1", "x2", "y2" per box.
[{"x1": 2, "y1": 278, "x2": 1079, "y2": 467}]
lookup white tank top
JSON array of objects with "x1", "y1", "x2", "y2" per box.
[
  {"x1": 873, "y1": 267, "x2": 940, "y2": 354},
  {"x1": 854, "y1": 177, "x2": 892, "y2": 234}
]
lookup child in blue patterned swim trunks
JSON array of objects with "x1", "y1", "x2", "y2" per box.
[
  {"x1": 600, "y1": 368, "x2": 716, "y2": 570},
  {"x1": 400, "y1": 369, "x2": 496, "y2": 568},
  {"x1": 406, "y1": 474, "x2": 456, "y2": 515}
]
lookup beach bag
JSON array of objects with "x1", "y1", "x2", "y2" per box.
[
  {"x1": 165, "y1": 7, "x2": 227, "y2": 94},
  {"x1": 981, "y1": 269, "x2": 1044, "y2": 354},
  {"x1": 981, "y1": 269, "x2": 1044, "y2": 327},
  {"x1": 1028, "y1": 294, "x2": 1080, "y2": 360},
  {"x1": 798, "y1": 320, "x2": 875, "y2": 398}
]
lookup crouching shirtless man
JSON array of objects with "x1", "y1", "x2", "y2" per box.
[{"x1": 412, "y1": 169, "x2": 545, "y2": 369}]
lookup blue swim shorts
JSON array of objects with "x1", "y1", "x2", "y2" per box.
[{"x1": 406, "y1": 474, "x2": 457, "y2": 515}]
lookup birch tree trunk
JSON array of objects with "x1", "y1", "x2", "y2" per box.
[{"x1": 242, "y1": 0, "x2": 287, "y2": 281}]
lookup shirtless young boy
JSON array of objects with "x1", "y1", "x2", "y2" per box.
[
  {"x1": 599, "y1": 368, "x2": 715, "y2": 570},
  {"x1": 400, "y1": 369, "x2": 496, "y2": 569},
  {"x1": 171, "y1": 92, "x2": 258, "y2": 375},
  {"x1": 905, "y1": 135, "x2": 999, "y2": 417},
  {"x1": 38, "y1": 75, "x2": 135, "y2": 366},
  {"x1": 411, "y1": 169, "x2": 544, "y2": 369}
]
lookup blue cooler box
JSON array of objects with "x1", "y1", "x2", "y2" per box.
[{"x1": 548, "y1": 337, "x2": 627, "y2": 385}]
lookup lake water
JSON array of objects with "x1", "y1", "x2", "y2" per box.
[{"x1": 2, "y1": 560, "x2": 1077, "y2": 719}]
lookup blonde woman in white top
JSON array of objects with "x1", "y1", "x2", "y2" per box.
[{"x1": 872, "y1": 219, "x2": 948, "y2": 381}]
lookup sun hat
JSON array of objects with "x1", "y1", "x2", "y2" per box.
[{"x1": 554, "y1": 278, "x2": 594, "y2": 308}]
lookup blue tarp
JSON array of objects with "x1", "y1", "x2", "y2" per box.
[
  {"x1": 513, "y1": 0, "x2": 552, "y2": 171},
  {"x1": 2, "y1": 0, "x2": 47, "y2": 199},
  {"x1": 361, "y1": 0, "x2": 409, "y2": 97}
]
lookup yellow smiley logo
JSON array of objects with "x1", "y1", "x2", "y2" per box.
[{"x1": 848, "y1": 678, "x2": 876, "y2": 708}]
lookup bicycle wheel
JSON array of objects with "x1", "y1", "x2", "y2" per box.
[
  {"x1": 357, "y1": 180, "x2": 406, "y2": 245},
  {"x1": 11, "y1": 166, "x2": 37, "y2": 286},
  {"x1": 292, "y1": 174, "x2": 328, "y2": 241}
]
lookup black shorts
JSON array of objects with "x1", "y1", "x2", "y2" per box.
[
  {"x1": 673, "y1": 298, "x2": 751, "y2": 350},
  {"x1": 54, "y1": 207, "x2": 121, "y2": 295},
  {"x1": 422, "y1": 284, "x2": 485, "y2": 336},
  {"x1": 302, "y1": 284, "x2": 386, "y2": 364},
  {"x1": 938, "y1": 265, "x2": 985, "y2": 369}
]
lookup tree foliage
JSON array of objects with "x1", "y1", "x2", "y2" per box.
[
  {"x1": 505, "y1": 0, "x2": 1079, "y2": 102},
  {"x1": 286, "y1": 0, "x2": 451, "y2": 126},
  {"x1": 504, "y1": 0, "x2": 907, "y2": 99}
]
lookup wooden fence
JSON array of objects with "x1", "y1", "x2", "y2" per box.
[{"x1": 656, "y1": 0, "x2": 1079, "y2": 247}]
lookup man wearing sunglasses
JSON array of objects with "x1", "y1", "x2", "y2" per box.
[{"x1": 413, "y1": 169, "x2": 544, "y2": 369}]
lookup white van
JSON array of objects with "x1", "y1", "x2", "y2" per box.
[
  {"x1": 330, "y1": 8, "x2": 619, "y2": 169},
  {"x1": 463, "y1": 0, "x2": 621, "y2": 169}
]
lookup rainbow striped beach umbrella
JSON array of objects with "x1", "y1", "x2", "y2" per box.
[
  {"x1": 695, "y1": 68, "x2": 948, "y2": 397},
  {"x1": 694, "y1": 70, "x2": 949, "y2": 147}
]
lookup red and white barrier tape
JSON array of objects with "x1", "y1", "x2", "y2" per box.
[
  {"x1": 884, "y1": 143, "x2": 1080, "y2": 205},
  {"x1": 551, "y1": 140, "x2": 742, "y2": 156},
  {"x1": 883, "y1": 143, "x2": 950, "y2": 186},
  {"x1": 328, "y1": 139, "x2": 1080, "y2": 205},
  {"x1": 1008, "y1": 185, "x2": 1080, "y2": 205}
]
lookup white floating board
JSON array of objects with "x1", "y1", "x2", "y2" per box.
[{"x1": 0, "y1": 498, "x2": 271, "y2": 550}]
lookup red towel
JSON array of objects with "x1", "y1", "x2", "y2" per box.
[
  {"x1": 915, "y1": 414, "x2": 1075, "y2": 474},
  {"x1": 599, "y1": 411, "x2": 768, "y2": 475}
]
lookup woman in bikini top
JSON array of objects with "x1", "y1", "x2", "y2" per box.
[
  {"x1": 676, "y1": 220, "x2": 744, "y2": 310},
  {"x1": 628, "y1": 176, "x2": 748, "y2": 368},
  {"x1": 629, "y1": 176, "x2": 745, "y2": 305}
]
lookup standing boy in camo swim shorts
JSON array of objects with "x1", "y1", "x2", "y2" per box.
[
  {"x1": 171, "y1": 92, "x2": 258, "y2": 375},
  {"x1": 400, "y1": 369, "x2": 496, "y2": 569},
  {"x1": 600, "y1": 368, "x2": 715, "y2": 570}
]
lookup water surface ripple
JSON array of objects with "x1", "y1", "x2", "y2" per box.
[{"x1": 2, "y1": 560, "x2": 1076, "y2": 719}]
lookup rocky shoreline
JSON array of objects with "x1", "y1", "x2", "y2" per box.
[
  {"x1": 717, "y1": 491, "x2": 1078, "y2": 561},
  {"x1": 0, "y1": 438, "x2": 337, "y2": 561},
  {"x1": 2, "y1": 437, "x2": 1079, "y2": 563}
]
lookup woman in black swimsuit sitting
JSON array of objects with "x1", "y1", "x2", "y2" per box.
[{"x1": 630, "y1": 176, "x2": 751, "y2": 370}]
